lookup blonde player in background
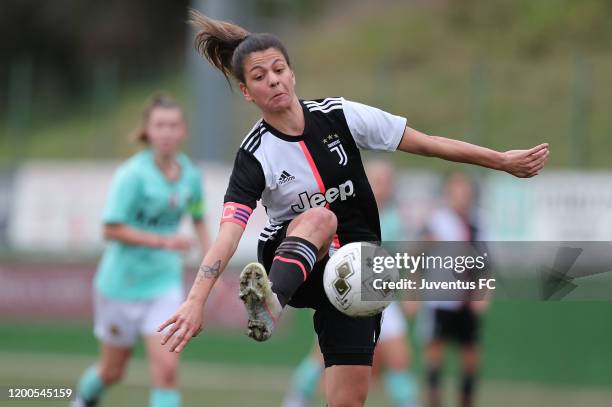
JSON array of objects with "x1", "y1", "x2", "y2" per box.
[{"x1": 72, "y1": 95, "x2": 209, "y2": 407}]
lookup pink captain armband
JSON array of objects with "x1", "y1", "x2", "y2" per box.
[{"x1": 220, "y1": 202, "x2": 254, "y2": 229}]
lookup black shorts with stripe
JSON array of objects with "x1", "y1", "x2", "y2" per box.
[{"x1": 257, "y1": 222, "x2": 382, "y2": 368}]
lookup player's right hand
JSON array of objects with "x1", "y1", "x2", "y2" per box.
[
  {"x1": 501, "y1": 143, "x2": 549, "y2": 178},
  {"x1": 158, "y1": 299, "x2": 204, "y2": 353},
  {"x1": 162, "y1": 235, "x2": 192, "y2": 251}
]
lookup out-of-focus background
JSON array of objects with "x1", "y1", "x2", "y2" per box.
[{"x1": 1, "y1": 0, "x2": 612, "y2": 406}]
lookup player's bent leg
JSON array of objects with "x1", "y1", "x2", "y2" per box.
[
  {"x1": 144, "y1": 335, "x2": 181, "y2": 407},
  {"x1": 241, "y1": 208, "x2": 336, "y2": 342},
  {"x1": 282, "y1": 343, "x2": 325, "y2": 407},
  {"x1": 313, "y1": 290, "x2": 381, "y2": 406},
  {"x1": 74, "y1": 288, "x2": 142, "y2": 406},
  {"x1": 378, "y1": 337, "x2": 419, "y2": 407},
  {"x1": 72, "y1": 365, "x2": 106, "y2": 407},
  {"x1": 72, "y1": 344, "x2": 132, "y2": 406},
  {"x1": 379, "y1": 336, "x2": 409, "y2": 370},
  {"x1": 98, "y1": 343, "x2": 132, "y2": 385},
  {"x1": 383, "y1": 368, "x2": 419, "y2": 407},
  {"x1": 425, "y1": 340, "x2": 445, "y2": 407},
  {"x1": 268, "y1": 208, "x2": 335, "y2": 307},
  {"x1": 378, "y1": 303, "x2": 410, "y2": 369},
  {"x1": 459, "y1": 344, "x2": 479, "y2": 407},
  {"x1": 141, "y1": 288, "x2": 183, "y2": 406},
  {"x1": 457, "y1": 306, "x2": 481, "y2": 407},
  {"x1": 286, "y1": 207, "x2": 337, "y2": 260},
  {"x1": 325, "y1": 365, "x2": 370, "y2": 407}
]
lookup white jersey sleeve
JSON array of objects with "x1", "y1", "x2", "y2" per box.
[{"x1": 342, "y1": 98, "x2": 407, "y2": 151}]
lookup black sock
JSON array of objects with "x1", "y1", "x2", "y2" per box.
[
  {"x1": 427, "y1": 366, "x2": 441, "y2": 390},
  {"x1": 461, "y1": 372, "x2": 477, "y2": 407},
  {"x1": 269, "y1": 236, "x2": 318, "y2": 307},
  {"x1": 427, "y1": 366, "x2": 442, "y2": 407}
]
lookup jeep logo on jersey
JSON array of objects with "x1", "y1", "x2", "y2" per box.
[
  {"x1": 323, "y1": 134, "x2": 348, "y2": 166},
  {"x1": 291, "y1": 180, "x2": 355, "y2": 212}
]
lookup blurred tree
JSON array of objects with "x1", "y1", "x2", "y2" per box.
[
  {"x1": 0, "y1": 0, "x2": 190, "y2": 107},
  {"x1": 0, "y1": 0, "x2": 327, "y2": 111}
]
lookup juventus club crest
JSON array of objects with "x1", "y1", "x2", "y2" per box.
[{"x1": 323, "y1": 134, "x2": 348, "y2": 166}]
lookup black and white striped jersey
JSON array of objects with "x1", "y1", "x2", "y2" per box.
[{"x1": 222, "y1": 97, "x2": 407, "y2": 248}]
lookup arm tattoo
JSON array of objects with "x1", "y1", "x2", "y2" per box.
[{"x1": 197, "y1": 260, "x2": 221, "y2": 281}]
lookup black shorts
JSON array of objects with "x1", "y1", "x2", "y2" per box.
[
  {"x1": 431, "y1": 305, "x2": 480, "y2": 345},
  {"x1": 258, "y1": 223, "x2": 382, "y2": 368}
]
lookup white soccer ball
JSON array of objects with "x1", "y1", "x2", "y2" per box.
[{"x1": 323, "y1": 242, "x2": 398, "y2": 317}]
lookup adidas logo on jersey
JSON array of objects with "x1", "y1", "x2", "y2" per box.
[
  {"x1": 291, "y1": 180, "x2": 355, "y2": 213},
  {"x1": 278, "y1": 170, "x2": 296, "y2": 185}
]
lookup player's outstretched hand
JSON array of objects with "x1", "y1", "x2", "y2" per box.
[
  {"x1": 158, "y1": 299, "x2": 204, "y2": 353},
  {"x1": 501, "y1": 143, "x2": 549, "y2": 178}
]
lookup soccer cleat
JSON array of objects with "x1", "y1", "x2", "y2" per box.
[
  {"x1": 70, "y1": 396, "x2": 97, "y2": 407},
  {"x1": 239, "y1": 262, "x2": 283, "y2": 342},
  {"x1": 282, "y1": 393, "x2": 310, "y2": 407}
]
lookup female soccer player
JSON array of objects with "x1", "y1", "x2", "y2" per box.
[
  {"x1": 421, "y1": 172, "x2": 486, "y2": 407},
  {"x1": 159, "y1": 13, "x2": 549, "y2": 407},
  {"x1": 72, "y1": 95, "x2": 210, "y2": 407},
  {"x1": 282, "y1": 161, "x2": 419, "y2": 407}
]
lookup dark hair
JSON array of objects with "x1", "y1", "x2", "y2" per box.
[
  {"x1": 189, "y1": 10, "x2": 291, "y2": 84},
  {"x1": 133, "y1": 93, "x2": 182, "y2": 144}
]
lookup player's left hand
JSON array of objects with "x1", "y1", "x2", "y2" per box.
[{"x1": 501, "y1": 143, "x2": 549, "y2": 178}]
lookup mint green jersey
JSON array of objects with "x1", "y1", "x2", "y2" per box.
[{"x1": 95, "y1": 149, "x2": 205, "y2": 300}]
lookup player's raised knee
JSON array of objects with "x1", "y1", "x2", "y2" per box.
[{"x1": 303, "y1": 207, "x2": 337, "y2": 232}]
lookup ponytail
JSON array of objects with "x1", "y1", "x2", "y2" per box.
[
  {"x1": 189, "y1": 10, "x2": 291, "y2": 84},
  {"x1": 189, "y1": 10, "x2": 250, "y2": 83}
]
